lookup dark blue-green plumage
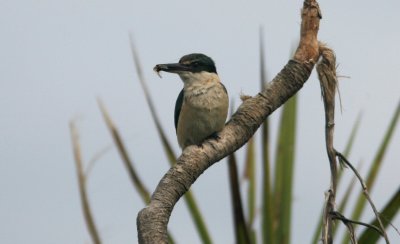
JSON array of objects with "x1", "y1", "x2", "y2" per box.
[{"x1": 174, "y1": 89, "x2": 184, "y2": 131}]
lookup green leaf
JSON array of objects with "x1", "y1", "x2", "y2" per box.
[
  {"x1": 259, "y1": 26, "x2": 274, "y2": 244},
  {"x1": 182, "y1": 193, "x2": 213, "y2": 244},
  {"x1": 228, "y1": 151, "x2": 251, "y2": 244},
  {"x1": 244, "y1": 137, "x2": 256, "y2": 223},
  {"x1": 351, "y1": 102, "x2": 400, "y2": 220},
  {"x1": 243, "y1": 136, "x2": 257, "y2": 244},
  {"x1": 337, "y1": 113, "x2": 362, "y2": 183},
  {"x1": 342, "y1": 101, "x2": 400, "y2": 244},
  {"x1": 342, "y1": 113, "x2": 362, "y2": 158},
  {"x1": 274, "y1": 94, "x2": 297, "y2": 244},
  {"x1": 358, "y1": 186, "x2": 400, "y2": 243}
]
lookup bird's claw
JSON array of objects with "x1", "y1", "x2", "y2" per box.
[
  {"x1": 196, "y1": 132, "x2": 221, "y2": 148},
  {"x1": 209, "y1": 132, "x2": 221, "y2": 141}
]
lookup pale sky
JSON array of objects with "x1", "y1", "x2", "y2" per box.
[{"x1": 1, "y1": 0, "x2": 399, "y2": 243}]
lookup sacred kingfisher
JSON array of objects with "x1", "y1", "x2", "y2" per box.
[{"x1": 154, "y1": 53, "x2": 229, "y2": 149}]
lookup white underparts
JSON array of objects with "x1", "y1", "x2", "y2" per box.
[{"x1": 176, "y1": 71, "x2": 229, "y2": 148}]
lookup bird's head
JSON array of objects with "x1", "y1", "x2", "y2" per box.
[{"x1": 154, "y1": 53, "x2": 218, "y2": 84}]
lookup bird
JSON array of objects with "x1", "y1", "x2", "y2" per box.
[{"x1": 154, "y1": 53, "x2": 229, "y2": 149}]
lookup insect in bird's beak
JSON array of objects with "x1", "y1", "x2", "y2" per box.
[
  {"x1": 153, "y1": 63, "x2": 191, "y2": 77},
  {"x1": 153, "y1": 66, "x2": 163, "y2": 78}
]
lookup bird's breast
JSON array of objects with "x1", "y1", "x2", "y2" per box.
[
  {"x1": 177, "y1": 81, "x2": 228, "y2": 148},
  {"x1": 184, "y1": 81, "x2": 227, "y2": 109}
]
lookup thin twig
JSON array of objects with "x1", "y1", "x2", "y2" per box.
[
  {"x1": 333, "y1": 211, "x2": 361, "y2": 244},
  {"x1": 336, "y1": 151, "x2": 390, "y2": 243},
  {"x1": 331, "y1": 211, "x2": 384, "y2": 237},
  {"x1": 335, "y1": 213, "x2": 358, "y2": 244},
  {"x1": 332, "y1": 161, "x2": 363, "y2": 238}
]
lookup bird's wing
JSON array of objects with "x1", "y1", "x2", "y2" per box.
[
  {"x1": 221, "y1": 82, "x2": 228, "y2": 94},
  {"x1": 174, "y1": 89, "x2": 184, "y2": 132}
]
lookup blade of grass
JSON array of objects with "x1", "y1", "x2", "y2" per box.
[
  {"x1": 342, "y1": 101, "x2": 400, "y2": 244},
  {"x1": 259, "y1": 26, "x2": 274, "y2": 244},
  {"x1": 228, "y1": 151, "x2": 251, "y2": 244},
  {"x1": 342, "y1": 113, "x2": 362, "y2": 158},
  {"x1": 243, "y1": 137, "x2": 256, "y2": 224},
  {"x1": 243, "y1": 136, "x2": 257, "y2": 244},
  {"x1": 129, "y1": 35, "x2": 212, "y2": 244},
  {"x1": 273, "y1": 94, "x2": 297, "y2": 244},
  {"x1": 336, "y1": 113, "x2": 362, "y2": 182},
  {"x1": 98, "y1": 99, "x2": 151, "y2": 203},
  {"x1": 273, "y1": 41, "x2": 298, "y2": 244},
  {"x1": 129, "y1": 35, "x2": 175, "y2": 164},
  {"x1": 358, "y1": 186, "x2": 400, "y2": 243},
  {"x1": 311, "y1": 115, "x2": 362, "y2": 243},
  {"x1": 70, "y1": 121, "x2": 102, "y2": 244}
]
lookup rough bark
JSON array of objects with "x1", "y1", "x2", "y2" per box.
[{"x1": 137, "y1": 1, "x2": 321, "y2": 243}]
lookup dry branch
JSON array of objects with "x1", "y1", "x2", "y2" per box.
[
  {"x1": 136, "y1": 0, "x2": 321, "y2": 243},
  {"x1": 336, "y1": 151, "x2": 390, "y2": 243},
  {"x1": 317, "y1": 44, "x2": 339, "y2": 244},
  {"x1": 331, "y1": 211, "x2": 384, "y2": 238}
]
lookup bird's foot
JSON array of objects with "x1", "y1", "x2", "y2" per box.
[
  {"x1": 196, "y1": 143, "x2": 204, "y2": 148},
  {"x1": 195, "y1": 132, "x2": 221, "y2": 148},
  {"x1": 208, "y1": 132, "x2": 221, "y2": 141}
]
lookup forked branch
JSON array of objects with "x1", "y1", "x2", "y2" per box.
[
  {"x1": 317, "y1": 44, "x2": 339, "y2": 244},
  {"x1": 336, "y1": 151, "x2": 390, "y2": 243},
  {"x1": 316, "y1": 45, "x2": 390, "y2": 243}
]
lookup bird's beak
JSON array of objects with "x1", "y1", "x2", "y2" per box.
[{"x1": 153, "y1": 63, "x2": 191, "y2": 74}]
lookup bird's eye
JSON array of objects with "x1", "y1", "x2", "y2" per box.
[{"x1": 192, "y1": 61, "x2": 200, "y2": 66}]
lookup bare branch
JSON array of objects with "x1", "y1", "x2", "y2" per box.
[
  {"x1": 331, "y1": 211, "x2": 384, "y2": 237},
  {"x1": 332, "y1": 212, "x2": 358, "y2": 244}
]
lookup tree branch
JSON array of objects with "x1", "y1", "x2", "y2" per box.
[{"x1": 137, "y1": 0, "x2": 321, "y2": 243}]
